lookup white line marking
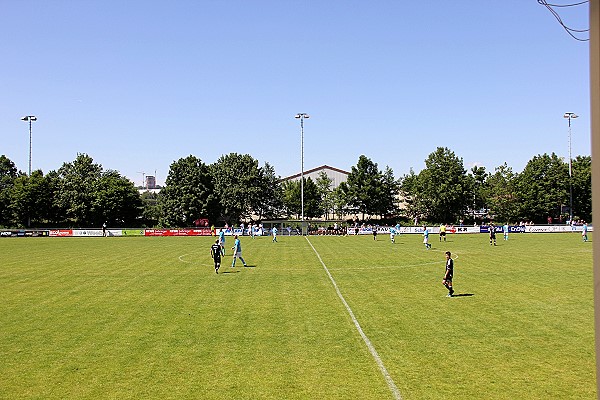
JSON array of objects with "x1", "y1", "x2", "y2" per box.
[
  {"x1": 305, "y1": 237, "x2": 403, "y2": 400},
  {"x1": 178, "y1": 254, "x2": 192, "y2": 263}
]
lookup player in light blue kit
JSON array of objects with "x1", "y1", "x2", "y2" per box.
[
  {"x1": 218, "y1": 229, "x2": 226, "y2": 256},
  {"x1": 503, "y1": 223, "x2": 509, "y2": 240},
  {"x1": 423, "y1": 226, "x2": 431, "y2": 249},
  {"x1": 272, "y1": 226, "x2": 278, "y2": 242},
  {"x1": 389, "y1": 227, "x2": 396, "y2": 243},
  {"x1": 231, "y1": 235, "x2": 247, "y2": 268},
  {"x1": 394, "y1": 224, "x2": 402, "y2": 242}
]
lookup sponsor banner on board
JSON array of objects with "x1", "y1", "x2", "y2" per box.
[
  {"x1": 122, "y1": 229, "x2": 145, "y2": 236},
  {"x1": 343, "y1": 225, "x2": 581, "y2": 235},
  {"x1": 524, "y1": 225, "x2": 593, "y2": 233},
  {"x1": 49, "y1": 229, "x2": 73, "y2": 237},
  {"x1": 454, "y1": 226, "x2": 481, "y2": 234},
  {"x1": 0, "y1": 230, "x2": 50, "y2": 237},
  {"x1": 72, "y1": 229, "x2": 123, "y2": 237},
  {"x1": 144, "y1": 228, "x2": 212, "y2": 236},
  {"x1": 347, "y1": 226, "x2": 462, "y2": 235}
]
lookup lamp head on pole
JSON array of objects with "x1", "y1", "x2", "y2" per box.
[
  {"x1": 21, "y1": 115, "x2": 37, "y2": 122},
  {"x1": 295, "y1": 113, "x2": 310, "y2": 119},
  {"x1": 563, "y1": 112, "x2": 578, "y2": 119}
]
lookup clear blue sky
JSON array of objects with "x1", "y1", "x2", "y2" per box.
[{"x1": 1, "y1": 1, "x2": 590, "y2": 186}]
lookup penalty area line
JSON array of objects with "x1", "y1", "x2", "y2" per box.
[{"x1": 305, "y1": 236, "x2": 403, "y2": 400}]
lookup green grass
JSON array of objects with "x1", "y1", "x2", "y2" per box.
[{"x1": 0, "y1": 233, "x2": 595, "y2": 399}]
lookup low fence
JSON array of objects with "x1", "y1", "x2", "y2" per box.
[
  {"x1": 346, "y1": 225, "x2": 592, "y2": 235},
  {"x1": 0, "y1": 225, "x2": 592, "y2": 238},
  {"x1": 0, "y1": 227, "x2": 260, "y2": 237}
]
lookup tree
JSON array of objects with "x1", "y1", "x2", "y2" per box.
[
  {"x1": 376, "y1": 166, "x2": 399, "y2": 218},
  {"x1": 315, "y1": 171, "x2": 333, "y2": 220},
  {"x1": 330, "y1": 184, "x2": 349, "y2": 220},
  {"x1": 414, "y1": 147, "x2": 470, "y2": 223},
  {"x1": 55, "y1": 153, "x2": 103, "y2": 227},
  {"x1": 10, "y1": 170, "x2": 52, "y2": 227},
  {"x1": 141, "y1": 191, "x2": 161, "y2": 227},
  {"x1": 302, "y1": 177, "x2": 324, "y2": 219},
  {"x1": 159, "y1": 155, "x2": 217, "y2": 227},
  {"x1": 93, "y1": 170, "x2": 142, "y2": 226},
  {"x1": 343, "y1": 155, "x2": 384, "y2": 220},
  {"x1": 211, "y1": 153, "x2": 269, "y2": 224},
  {"x1": 0, "y1": 155, "x2": 19, "y2": 227},
  {"x1": 469, "y1": 165, "x2": 488, "y2": 216},
  {"x1": 50, "y1": 155, "x2": 144, "y2": 227},
  {"x1": 281, "y1": 177, "x2": 323, "y2": 219},
  {"x1": 516, "y1": 153, "x2": 568, "y2": 223},
  {"x1": 484, "y1": 163, "x2": 520, "y2": 223},
  {"x1": 44, "y1": 170, "x2": 65, "y2": 226},
  {"x1": 253, "y1": 162, "x2": 283, "y2": 221},
  {"x1": 282, "y1": 179, "x2": 301, "y2": 219},
  {"x1": 571, "y1": 155, "x2": 591, "y2": 222},
  {"x1": 400, "y1": 169, "x2": 427, "y2": 223}
]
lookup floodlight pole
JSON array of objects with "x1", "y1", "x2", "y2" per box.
[
  {"x1": 20, "y1": 115, "x2": 37, "y2": 228},
  {"x1": 295, "y1": 113, "x2": 309, "y2": 235},
  {"x1": 21, "y1": 115, "x2": 37, "y2": 176},
  {"x1": 564, "y1": 112, "x2": 578, "y2": 223}
]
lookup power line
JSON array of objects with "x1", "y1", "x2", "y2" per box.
[
  {"x1": 542, "y1": 0, "x2": 588, "y2": 7},
  {"x1": 537, "y1": 0, "x2": 589, "y2": 41}
]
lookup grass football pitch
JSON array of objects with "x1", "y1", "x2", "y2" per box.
[{"x1": 0, "y1": 232, "x2": 595, "y2": 399}]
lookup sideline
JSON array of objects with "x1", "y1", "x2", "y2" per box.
[{"x1": 305, "y1": 236, "x2": 403, "y2": 400}]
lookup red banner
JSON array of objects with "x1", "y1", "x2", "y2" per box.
[
  {"x1": 49, "y1": 229, "x2": 73, "y2": 237},
  {"x1": 144, "y1": 228, "x2": 211, "y2": 236}
]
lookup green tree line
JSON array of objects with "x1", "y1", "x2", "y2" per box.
[{"x1": 0, "y1": 147, "x2": 591, "y2": 228}]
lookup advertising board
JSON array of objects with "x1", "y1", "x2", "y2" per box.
[
  {"x1": 72, "y1": 229, "x2": 123, "y2": 237},
  {"x1": 49, "y1": 229, "x2": 73, "y2": 237},
  {"x1": 1, "y1": 230, "x2": 50, "y2": 237},
  {"x1": 144, "y1": 228, "x2": 212, "y2": 236}
]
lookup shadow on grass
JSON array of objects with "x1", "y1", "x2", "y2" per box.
[
  {"x1": 453, "y1": 293, "x2": 474, "y2": 297},
  {"x1": 222, "y1": 270, "x2": 241, "y2": 274}
]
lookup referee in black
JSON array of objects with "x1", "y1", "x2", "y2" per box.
[
  {"x1": 443, "y1": 251, "x2": 454, "y2": 297},
  {"x1": 210, "y1": 239, "x2": 222, "y2": 274}
]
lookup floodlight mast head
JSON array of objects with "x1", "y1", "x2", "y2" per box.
[
  {"x1": 21, "y1": 115, "x2": 37, "y2": 121},
  {"x1": 295, "y1": 113, "x2": 309, "y2": 119}
]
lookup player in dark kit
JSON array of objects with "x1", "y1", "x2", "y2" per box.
[
  {"x1": 210, "y1": 240, "x2": 222, "y2": 274},
  {"x1": 442, "y1": 251, "x2": 454, "y2": 297},
  {"x1": 489, "y1": 223, "x2": 497, "y2": 246}
]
